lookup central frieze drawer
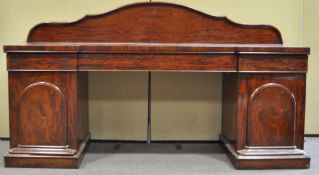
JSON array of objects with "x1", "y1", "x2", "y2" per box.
[{"x1": 78, "y1": 54, "x2": 237, "y2": 72}]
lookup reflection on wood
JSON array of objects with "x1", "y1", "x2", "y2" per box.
[
  {"x1": 247, "y1": 83, "x2": 296, "y2": 146},
  {"x1": 19, "y1": 82, "x2": 68, "y2": 146}
]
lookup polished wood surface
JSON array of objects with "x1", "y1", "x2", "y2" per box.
[
  {"x1": 246, "y1": 74, "x2": 305, "y2": 147},
  {"x1": 78, "y1": 53, "x2": 237, "y2": 71},
  {"x1": 7, "y1": 53, "x2": 77, "y2": 71},
  {"x1": 239, "y1": 54, "x2": 308, "y2": 72},
  {"x1": 3, "y1": 2, "x2": 310, "y2": 169},
  {"x1": 27, "y1": 2, "x2": 282, "y2": 44}
]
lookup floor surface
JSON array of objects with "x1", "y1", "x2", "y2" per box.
[{"x1": 0, "y1": 138, "x2": 318, "y2": 175}]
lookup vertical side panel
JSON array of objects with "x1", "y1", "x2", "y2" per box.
[
  {"x1": 221, "y1": 73, "x2": 238, "y2": 147},
  {"x1": 77, "y1": 72, "x2": 89, "y2": 144},
  {"x1": 236, "y1": 74, "x2": 249, "y2": 150},
  {"x1": 295, "y1": 75, "x2": 306, "y2": 149}
]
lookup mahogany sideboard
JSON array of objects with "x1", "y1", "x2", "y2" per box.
[{"x1": 3, "y1": 2, "x2": 310, "y2": 169}]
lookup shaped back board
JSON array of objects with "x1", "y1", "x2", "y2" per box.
[{"x1": 27, "y1": 2, "x2": 283, "y2": 44}]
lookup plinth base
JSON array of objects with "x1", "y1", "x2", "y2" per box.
[
  {"x1": 220, "y1": 135, "x2": 310, "y2": 169},
  {"x1": 4, "y1": 136, "x2": 89, "y2": 169}
]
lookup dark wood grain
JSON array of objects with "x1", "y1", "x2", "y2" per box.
[
  {"x1": 3, "y1": 1, "x2": 310, "y2": 170},
  {"x1": 8, "y1": 71, "x2": 90, "y2": 152},
  {"x1": 247, "y1": 82, "x2": 296, "y2": 146},
  {"x1": 5, "y1": 134, "x2": 89, "y2": 168},
  {"x1": 4, "y1": 45, "x2": 79, "y2": 53},
  {"x1": 7, "y1": 53, "x2": 77, "y2": 71},
  {"x1": 4, "y1": 44, "x2": 310, "y2": 54},
  {"x1": 233, "y1": 159, "x2": 310, "y2": 169},
  {"x1": 220, "y1": 135, "x2": 310, "y2": 169},
  {"x1": 18, "y1": 81, "x2": 68, "y2": 146},
  {"x1": 237, "y1": 47, "x2": 310, "y2": 54},
  {"x1": 78, "y1": 53, "x2": 237, "y2": 71},
  {"x1": 221, "y1": 73, "x2": 238, "y2": 148},
  {"x1": 77, "y1": 72, "x2": 89, "y2": 144},
  {"x1": 9, "y1": 72, "x2": 72, "y2": 149},
  {"x1": 221, "y1": 73, "x2": 309, "y2": 169},
  {"x1": 27, "y1": 2, "x2": 282, "y2": 44},
  {"x1": 245, "y1": 74, "x2": 306, "y2": 149},
  {"x1": 235, "y1": 74, "x2": 249, "y2": 150},
  {"x1": 239, "y1": 54, "x2": 308, "y2": 72}
]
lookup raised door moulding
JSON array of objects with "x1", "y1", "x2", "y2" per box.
[
  {"x1": 244, "y1": 82, "x2": 298, "y2": 156},
  {"x1": 12, "y1": 81, "x2": 76, "y2": 156}
]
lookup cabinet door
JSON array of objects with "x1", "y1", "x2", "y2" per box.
[
  {"x1": 246, "y1": 74, "x2": 305, "y2": 148},
  {"x1": 18, "y1": 81, "x2": 67, "y2": 146},
  {"x1": 9, "y1": 72, "x2": 77, "y2": 150}
]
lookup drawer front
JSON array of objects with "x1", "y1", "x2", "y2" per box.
[
  {"x1": 239, "y1": 54, "x2": 308, "y2": 72},
  {"x1": 78, "y1": 53, "x2": 237, "y2": 72},
  {"x1": 7, "y1": 53, "x2": 77, "y2": 71}
]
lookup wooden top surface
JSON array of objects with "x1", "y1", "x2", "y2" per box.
[{"x1": 4, "y1": 43, "x2": 310, "y2": 55}]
